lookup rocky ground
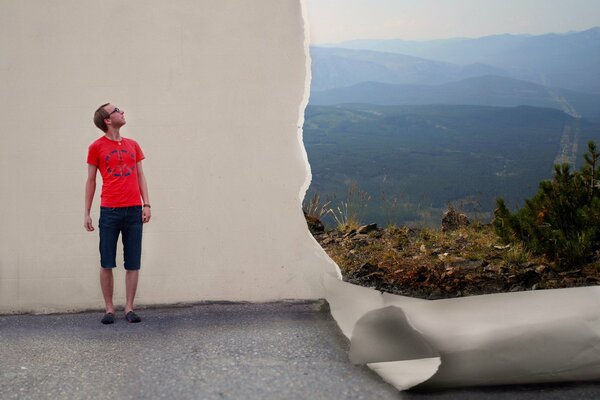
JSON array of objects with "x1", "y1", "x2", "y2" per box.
[{"x1": 306, "y1": 210, "x2": 600, "y2": 299}]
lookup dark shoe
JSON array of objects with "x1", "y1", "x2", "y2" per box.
[
  {"x1": 125, "y1": 311, "x2": 141, "y2": 323},
  {"x1": 101, "y1": 313, "x2": 115, "y2": 325}
]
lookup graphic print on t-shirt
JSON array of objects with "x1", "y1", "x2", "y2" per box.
[{"x1": 105, "y1": 149, "x2": 136, "y2": 177}]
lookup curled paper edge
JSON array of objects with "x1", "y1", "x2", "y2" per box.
[
  {"x1": 349, "y1": 306, "x2": 440, "y2": 364},
  {"x1": 323, "y1": 272, "x2": 438, "y2": 389},
  {"x1": 324, "y1": 272, "x2": 600, "y2": 390},
  {"x1": 323, "y1": 272, "x2": 424, "y2": 339},
  {"x1": 367, "y1": 359, "x2": 442, "y2": 391}
]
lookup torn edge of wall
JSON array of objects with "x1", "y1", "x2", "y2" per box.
[
  {"x1": 324, "y1": 272, "x2": 600, "y2": 390},
  {"x1": 297, "y1": 0, "x2": 313, "y2": 205},
  {"x1": 298, "y1": 0, "x2": 342, "y2": 280}
]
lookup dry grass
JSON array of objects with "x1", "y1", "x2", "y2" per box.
[{"x1": 313, "y1": 222, "x2": 600, "y2": 299}]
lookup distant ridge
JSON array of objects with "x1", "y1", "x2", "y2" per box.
[
  {"x1": 309, "y1": 75, "x2": 600, "y2": 122},
  {"x1": 321, "y1": 33, "x2": 530, "y2": 63},
  {"x1": 310, "y1": 47, "x2": 509, "y2": 91},
  {"x1": 314, "y1": 27, "x2": 600, "y2": 94}
]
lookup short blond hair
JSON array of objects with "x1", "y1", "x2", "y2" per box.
[{"x1": 93, "y1": 103, "x2": 110, "y2": 132}]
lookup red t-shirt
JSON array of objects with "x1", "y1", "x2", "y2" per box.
[{"x1": 87, "y1": 136, "x2": 146, "y2": 207}]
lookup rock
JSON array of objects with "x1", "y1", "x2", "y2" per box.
[
  {"x1": 358, "y1": 262, "x2": 379, "y2": 273},
  {"x1": 509, "y1": 284, "x2": 524, "y2": 292},
  {"x1": 518, "y1": 269, "x2": 541, "y2": 289},
  {"x1": 430, "y1": 247, "x2": 443, "y2": 256},
  {"x1": 441, "y1": 207, "x2": 470, "y2": 232},
  {"x1": 560, "y1": 269, "x2": 582, "y2": 275},
  {"x1": 357, "y1": 223, "x2": 378, "y2": 234},
  {"x1": 535, "y1": 265, "x2": 547, "y2": 274},
  {"x1": 343, "y1": 229, "x2": 357, "y2": 239},
  {"x1": 345, "y1": 263, "x2": 385, "y2": 287},
  {"x1": 303, "y1": 210, "x2": 324, "y2": 234}
]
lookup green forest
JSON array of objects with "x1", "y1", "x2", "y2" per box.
[{"x1": 303, "y1": 103, "x2": 600, "y2": 227}]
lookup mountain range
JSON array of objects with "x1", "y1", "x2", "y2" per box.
[
  {"x1": 310, "y1": 46, "x2": 510, "y2": 92},
  {"x1": 316, "y1": 27, "x2": 600, "y2": 94}
]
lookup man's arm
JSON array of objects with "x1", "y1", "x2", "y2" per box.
[
  {"x1": 84, "y1": 164, "x2": 98, "y2": 231},
  {"x1": 137, "y1": 161, "x2": 151, "y2": 223}
]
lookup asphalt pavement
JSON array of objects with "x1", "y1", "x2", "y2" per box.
[{"x1": 1, "y1": 301, "x2": 600, "y2": 399}]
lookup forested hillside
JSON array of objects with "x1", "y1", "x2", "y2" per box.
[{"x1": 304, "y1": 104, "x2": 600, "y2": 226}]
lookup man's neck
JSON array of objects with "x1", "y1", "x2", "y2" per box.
[{"x1": 104, "y1": 128, "x2": 121, "y2": 141}]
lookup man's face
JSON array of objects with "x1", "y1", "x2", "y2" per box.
[{"x1": 104, "y1": 104, "x2": 126, "y2": 129}]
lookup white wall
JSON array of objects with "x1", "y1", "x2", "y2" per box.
[{"x1": 0, "y1": 0, "x2": 339, "y2": 313}]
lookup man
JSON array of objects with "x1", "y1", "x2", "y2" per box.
[{"x1": 85, "y1": 103, "x2": 151, "y2": 324}]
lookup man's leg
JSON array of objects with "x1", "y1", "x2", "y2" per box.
[
  {"x1": 123, "y1": 206, "x2": 143, "y2": 322},
  {"x1": 125, "y1": 270, "x2": 139, "y2": 313},
  {"x1": 100, "y1": 268, "x2": 115, "y2": 314},
  {"x1": 98, "y1": 207, "x2": 120, "y2": 323}
]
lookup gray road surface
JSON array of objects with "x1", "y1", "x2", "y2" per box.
[{"x1": 1, "y1": 301, "x2": 600, "y2": 399}]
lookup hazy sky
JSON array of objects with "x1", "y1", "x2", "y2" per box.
[{"x1": 306, "y1": 0, "x2": 600, "y2": 43}]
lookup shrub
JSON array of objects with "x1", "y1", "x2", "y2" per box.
[{"x1": 494, "y1": 141, "x2": 600, "y2": 268}]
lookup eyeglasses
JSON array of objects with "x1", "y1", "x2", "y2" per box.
[{"x1": 108, "y1": 107, "x2": 122, "y2": 116}]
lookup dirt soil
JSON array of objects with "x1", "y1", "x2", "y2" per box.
[{"x1": 312, "y1": 223, "x2": 600, "y2": 299}]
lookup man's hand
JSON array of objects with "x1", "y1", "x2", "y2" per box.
[
  {"x1": 85, "y1": 165, "x2": 97, "y2": 232},
  {"x1": 137, "y1": 161, "x2": 151, "y2": 224},
  {"x1": 84, "y1": 215, "x2": 95, "y2": 231},
  {"x1": 142, "y1": 207, "x2": 151, "y2": 223}
]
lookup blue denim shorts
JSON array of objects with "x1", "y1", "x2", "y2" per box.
[{"x1": 99, "y1": 206, "x2": 143, "y2": 270}]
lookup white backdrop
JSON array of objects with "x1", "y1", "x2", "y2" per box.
[{"x1": 0, "y1": 0, "x2": 339, "y2": 313}]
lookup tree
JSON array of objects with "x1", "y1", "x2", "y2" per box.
[{"x1": 494, "y1": 141, "x2": 600, "y2": 268}]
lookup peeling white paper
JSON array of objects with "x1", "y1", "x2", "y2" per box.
[{"x1": 324, "y1": 272, "x2": 600, "y2": 390}]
